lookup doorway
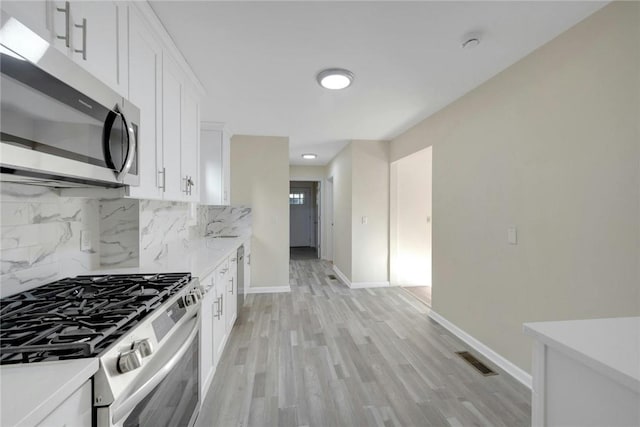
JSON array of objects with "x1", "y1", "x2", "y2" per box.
[
  {"x1": 290, "y1": 181, "x2": 320, "y2": 260},
  {"x1": 390, "y1": 147, "x2": 432, "y2": 306}
]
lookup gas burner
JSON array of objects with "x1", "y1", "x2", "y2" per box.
[{"x1": 0, "y1": 273, "x2": 191, "y2": 364}]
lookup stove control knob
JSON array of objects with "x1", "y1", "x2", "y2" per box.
[
  {"x1": 183, "y1": 293, "x2": 196, "y2": 307},
  {"x1": 117, "y1": 349, "x2": 142, "y2": 373},
  {"x1": 132, "y1": 338, "x2": 153, "y2": 357}
]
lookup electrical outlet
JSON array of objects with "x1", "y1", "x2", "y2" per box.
[
  {"x1": 507, "y1": 226, "x2": 517, "y2": 245},
  {"x1": 361, "y1": 216, "x2": 368, "y2": 225},
  {"x1": 80, "y1": 230, "x2": 92, "y2": 251}
]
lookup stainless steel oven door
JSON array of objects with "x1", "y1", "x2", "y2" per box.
[{"x1": 99, "y1": 316, "x2": 200, "y2": 427}]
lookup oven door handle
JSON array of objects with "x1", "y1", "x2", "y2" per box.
[{"x1": 111, "y1": 315, "x2": 199, "y2": 424}]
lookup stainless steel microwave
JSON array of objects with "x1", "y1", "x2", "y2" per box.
[{"x1": 0, "y1": 13, "x2": 139, "y2": 188}]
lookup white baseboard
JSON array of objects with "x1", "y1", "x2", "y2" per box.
[
  {"x1": 245, "y1": 285, "x2": 291, "y2": 294},
  {"x1": 332, "y1": 265, "x2": 389, "y2": 289},
  {"x1": 428, "y1": 310, "x2": 532, "y2": 389},
  {"x1": 350, "y1": 281, "x2": 390, "y2": 289},
  {"x1": 332, "y1": 265, "x2": 352, "y2": 287}
]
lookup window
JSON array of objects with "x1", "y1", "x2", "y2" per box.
[{"x1": 289, "y1": 193, "x2": 304, "y2": 205}]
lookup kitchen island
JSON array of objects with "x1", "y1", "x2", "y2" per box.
[{"x1": 523, "y1": 317, "x2": 640, "y2": 427}]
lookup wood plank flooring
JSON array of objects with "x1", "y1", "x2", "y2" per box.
[{"x1": 196, "y1": 259, "x2": 531, "y2": 427}]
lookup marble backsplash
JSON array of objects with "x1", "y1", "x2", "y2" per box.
[
  {"x1": 198, "y1": 205, "x2": 252, "y2": 237},
  {"x1": 1, "y1": 181, "x2": 252, "y2": 296},
  {"x1": 100, "y1": 198, "x2": 139, "y2": 268},
  {"x1": 0, "y1": 183, "x2": 100, "y2": 297}
]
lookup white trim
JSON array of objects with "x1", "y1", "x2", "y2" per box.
[
  {"x1": 332, "y1": 265, "x2": 390, "y2": 289},
  {"x1": 428, "y1": 310, "x2": 532, "y2": 389},
  {"x1": 245, "y1": 285, "x2": 291, "y2": 294},
  {"x1": 350, "y1": 281, "x2": 390, "y2": 289},
  {"x1": 332, "y1": 265, "x2": 351, "y2": 287}
]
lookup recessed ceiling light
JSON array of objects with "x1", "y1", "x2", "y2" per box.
[
  {"x1": 462, "y1": 38, "x2": 480, "y2": 49},
  {"x1": 301, "y1": 153, "x2": 317, "y2": 160},
  {"x1": 317, "y1": 68, "x2": 354, "y2": 90}
]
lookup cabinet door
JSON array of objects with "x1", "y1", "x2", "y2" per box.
[
  {"x1": 245, "y1": 240, "x2": 251, "y2": 294},
  {"x1": 69, "y1": 1, "x2": 127, "y2": 95},
  {"x1": 212, "y1": 275, "x2": 228, "y2": 367},
  {"x1": 126, "y1": 7, "x2": 163, "y2": 200},
  {"x1": 1, "y1": 1, "x2": 52, "y2": 44},
  {"x1": 162, "y1": 53, "x2": 183, "y2": 201},
  {"x1": 199, "y1": 275, "x2": 214, "y2": 398},
  {"x1": 36, "y1": 381, "x2": 91, "y2": 427},
  {"x1": 226, "y1": 254, "x2": 238, "y2": 331},
  {"x1": 200, "y1": 129, "x2": 223, "y2": 205},
  {"x1": 181, "y1": 85, "x2": 200, "y2": 202}
]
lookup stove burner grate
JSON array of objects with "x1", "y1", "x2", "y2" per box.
[{"x1": 0, "y1": 273, "x2": 191, "y2": 364}]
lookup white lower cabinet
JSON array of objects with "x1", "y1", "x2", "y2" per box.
[
  {"x1": 36, "y1": 381, "x2": 91, "y2": 427},
  {"x1": 200, "y1": 249, "x2": 241, "y2": 401},
  {"x1": 226, "y1": 255, "x2": 238, "y2": 331},
  {"x1": 212, "y1": 264, "x2": 228, "y2": 367},
  {"x1": 199, "y1": 272, "x2": 215, "y2": 398}
]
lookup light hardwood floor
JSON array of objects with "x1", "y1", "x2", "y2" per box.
[{"x1": 196, "y1": 259, "x2": 531, "y2": 427}]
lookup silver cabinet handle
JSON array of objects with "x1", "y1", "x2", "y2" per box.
[
  {"x1": 214, "y1": 297, "x2": 220, "y2": 320},
  {"x1": 229, "y1": 277, "x2": 234, "y2": 294},
  {"x1": 219, "y1": 295, "x2": 223, "y2": 316},
  {"x1": 56, "y1": 2, "x2": 71, "y2": 47},
  {"x1": 74, "y1": 18, "x2": 87, "y2": 60},
  {"x1": 158, "y1": 167, "x2": 166, "y2": 190}
]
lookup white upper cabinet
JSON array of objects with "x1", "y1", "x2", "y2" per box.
[
  {"x1": 126, "y1": 7, "x2": 163, "y2": 200},
  {"x1": 67, "y1": 1, "x2": 128, "y2": 96},
  {"x1": 162, "y1": 53, "x2": 184, "y2": 201},
  {"x1": 181, "y1": 84, "x2": 200, "y2": 202},
  {"x1": 1, "y1": 1, "x2": 126, "y2": 93},
  {"x1": 200, "y1": 125, "x2": 231, "y2": 206},
  {"x1": 1, "y1": 1, "x2": 51, "y2": 42}
]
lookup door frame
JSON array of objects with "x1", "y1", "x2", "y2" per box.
[{"x1": 290, "y1": 174, "x2": 328, "y2": 260}]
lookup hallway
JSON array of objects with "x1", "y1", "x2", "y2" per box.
[{"x1": 197, "y1": 258, "x2": 531, "y2": 426}]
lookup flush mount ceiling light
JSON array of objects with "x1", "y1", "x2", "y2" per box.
[
  {"x1": 317, "y1": 68, "x2": 354, "y2": 90},
  {"x1": 301, "y1": 153, "x2": 317, "y2": 160}
]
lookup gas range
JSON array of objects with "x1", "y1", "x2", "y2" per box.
[{"x1": 0, "y1": 273, "x2": 204, "y2": 427}]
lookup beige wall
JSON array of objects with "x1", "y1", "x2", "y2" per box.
[
  {"x1": 289, "y1": 165, "x2": 327, "y2": 181},
  {"x1": 390, "y1": 1, "x2": 640, "y2": 372},
  {"x1": 231, "y1": 135, "x2": 290, "y2": 288},
  {"x1": 390, "y1": 147, "x2": 432, "y2": 287},
  {"x1": 326, "y1": 144, "x2": 352, "y2": 278},
  {"x1": 351, "y1": 140, "x2": 390, "y2": 284},
  {"x1": 327, "y1": 141, "x2": 390, "y2": 284}
]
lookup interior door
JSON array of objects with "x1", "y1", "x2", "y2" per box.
[{"x1": 289, "y1": 187, "x2": 312, "y2": 247}]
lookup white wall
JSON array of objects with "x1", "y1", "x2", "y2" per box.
[
  {"x1": 390, "y1": 147, "x2": 432, "y2": 287},
  {"x1": 390, "y1": 2, "x2": 640, "y2": 372},
  {"x1": 231, "y1": 135, "x2": 290, "y2": 288}
]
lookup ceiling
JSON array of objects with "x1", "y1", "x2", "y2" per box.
[{"x1": 149, "y1": 1, "x2": 606, "y2": 166}]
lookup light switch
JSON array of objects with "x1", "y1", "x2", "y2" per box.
[
  {"x1": 361, "y1": 216, "x2": 368, "y2": 225},
  {"x1": 507, "y1": 226, "x2": 517, "y2": 245},
  {"x1": 80, "y1": 230, "x2": 92, "y2": 251}
]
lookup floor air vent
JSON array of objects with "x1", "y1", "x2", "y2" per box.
[
  {"x1": 327, "y1": 274, "x2": 337, "y2": 280},
  {"x1": 455, "y1": 351, "x2": 497, "y2": 376}
]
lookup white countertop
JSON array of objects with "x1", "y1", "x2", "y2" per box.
[
  {"x1": 523, "y1": 317, "x2": 640, "y2": 392},
  {"x1": 0, "y1": 358, "x2": 99, "y2": 426},
  {"x1": 94, "y1": 232, "x2": 251, "y2": 279}
]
